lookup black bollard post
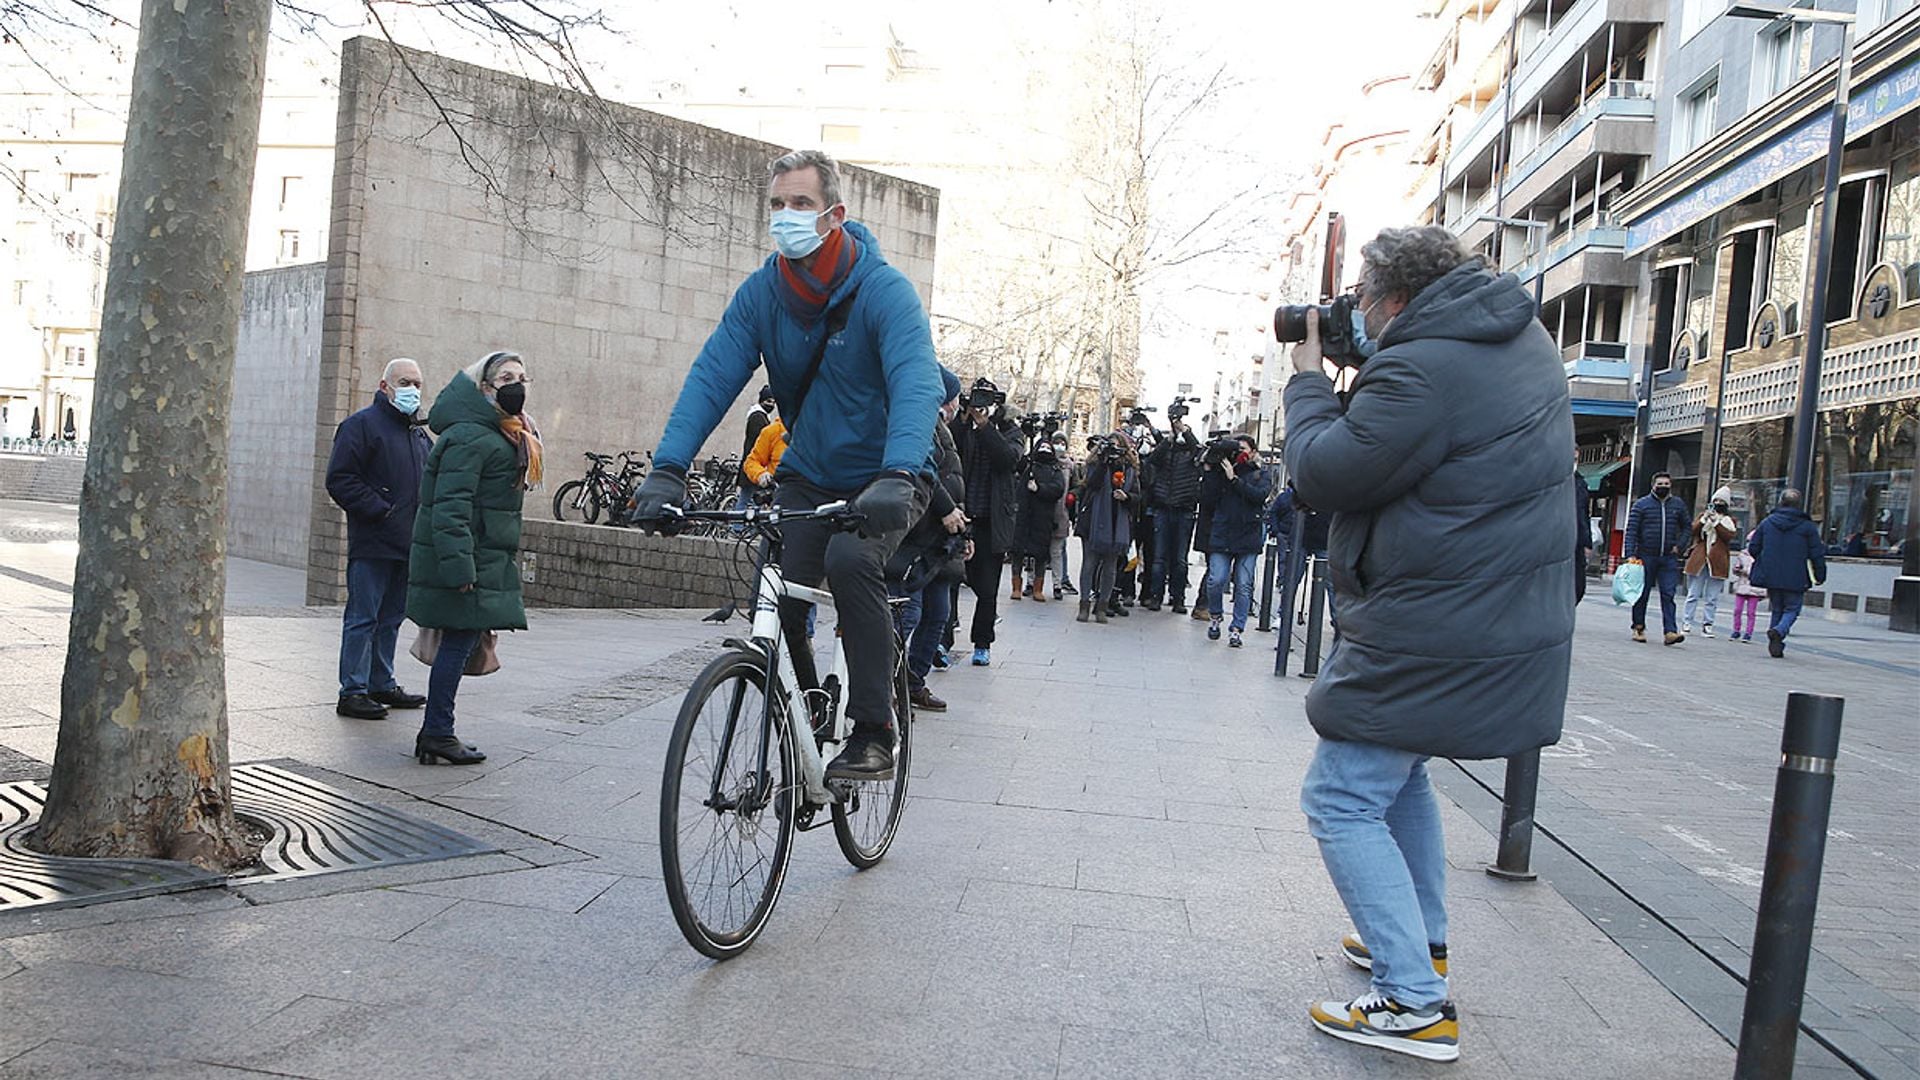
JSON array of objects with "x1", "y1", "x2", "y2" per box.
[
  {"x1": 1734, "y1": 693, "x2": 1845, "y2": 1080},
  {"x1": 1299, "y1": 557, "x2": 1328, "y2": 678},
  {"x1": 1257, "y1": 541, "x2": 1278, "y2": 633},
  {"x1": 1274, "y1": 512, "x2": 1307, "y2": 677},
  {"x1": 1485, "y1": 749, "x2": 1541, "y2": 882}
]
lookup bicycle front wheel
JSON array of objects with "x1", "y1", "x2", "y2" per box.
[
  {"x1": 660, "y1": 649, "x2": 797, "y2": 959},
  {"x1": 582, "y1": 482, "x2": 605, "y2": 525},
  {"x1": 831, "y1": 635, "x2": 913, "y2": 868},
  {"x1": 552, "y1": 480, "x2": 585, "y2": 522}
]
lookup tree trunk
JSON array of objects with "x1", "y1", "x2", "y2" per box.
[{"x1": 29, "y1": 0, "x2": 271, "y2": 870}]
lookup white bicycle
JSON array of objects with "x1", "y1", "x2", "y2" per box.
[{"x1": 651, "y1": 501, "x2": 913, "y2": 959}]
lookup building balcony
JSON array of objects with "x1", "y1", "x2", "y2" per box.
[
  {"x1": 1446, "y1": 87, "x2": 1655, "y2": 246},
  {"x1": 1511, "y1": 225, "x2": 1636, "y2": 304}
]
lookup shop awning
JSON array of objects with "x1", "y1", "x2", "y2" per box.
[{"x1": 1578, "y1": 459, "x2": 1628, "y2": 491}]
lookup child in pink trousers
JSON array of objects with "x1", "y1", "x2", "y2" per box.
[{"x1": 1728, "y1": 534, "x2": 1763, "y2": 643}]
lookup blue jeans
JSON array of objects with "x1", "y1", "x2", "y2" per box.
[
  {"x1": 1767, "y1": 589, "x2": 1806, "y2": 636},
  {"x1": 1631, "y1": 554, "x2": 1682, "y2": 634},
  {"x1": 1301, "y1": 737, "x2": 1451, "y2": 1008},
  {"x1": 1054, "y1": 536, "x2": 1070, "y2": 585},
  {"x1": 903, "y1": 578, "x2": 951, "y2": 687},
  {"x1": 339, "y1": 558, "x2": 409, "y2": 696},
  {"x1": 1146, "y1": 508, "x2": 1196, "y2": 605},
  {"x1": 1204, "y1": 551, "x2": 1259, "y2": 631},
  {"x1": 422, "y1": 628, "x2": 481, "y2": 736}
]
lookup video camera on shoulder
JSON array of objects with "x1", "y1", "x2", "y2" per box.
[
  {"x1": 1274, "y1": 290, "x2": 1370, "y2": 367},
  {"x1": 1165, "y1": 396, "x2": 1201, "y2": 424},
  {"x1": 1086, "y1": 433, "x2": 1129, "y2": 468},
  {"x1": 1203, "y1": 431, "x2": 1243, "y2": 467},
  {"x1": 1124, "y1": 403, "x2": 1157, "y2": 429},
  {"x1": 967, "y1": 377, "x2": 1006, "y2": 413},
  {"x1": 1019, "y1": 410, "x2": 1069, "y2": 438}
]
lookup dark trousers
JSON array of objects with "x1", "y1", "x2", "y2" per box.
[
  {"x1": 422, "y1": 628, "x2": 480, "y2": 736},
  {"x1": 1146, "y1": 508, "x2": 1196, "y2": 605},
  {"x1": 1630, "y1": 554, "x2": 1682, "y2": 634},
  {"x1": 776, "y1": 478, "x2": 922, "y2": 733},
  {"x1": 339, "y1": 557, "x2": 408, "y2": 697},
  {"x1": 964, "y1": 548, "x2": 1005, "y2": 646}
]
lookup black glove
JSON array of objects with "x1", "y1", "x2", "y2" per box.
[
  {"x1": 854, "y1": 474, "x2": 918, "y2": 536},
  {"x1": 630, "y1": 464, "x2": 688, "y2": 533}
]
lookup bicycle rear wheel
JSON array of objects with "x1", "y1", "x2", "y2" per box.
[
  {"x1": 831, "y1": 634, "x2": 913, "y2": 868},
  {"x1": 582, "y1": 482, "x2": 605, "y2": 525},
  {"x1": 552, "y1": 480, "x2": 585, "y2": 522},
  {"x1": 660, "y1": 649, "x2": 797, "y2": 959}
]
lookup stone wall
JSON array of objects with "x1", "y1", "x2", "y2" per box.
[
  {"x1": 517, "y1": 520, "x2": 742, "y2": 610},
  {"x1": 305, "y1": 38, "x2": 940, "y2": 604},
  {"x1": 0, "y1": 453, "x2": 86, "y2": 503},
  {"x1": 231, "y1": 263, "x2": 325, "y2": 566}
]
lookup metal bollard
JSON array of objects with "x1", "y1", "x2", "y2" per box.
[
  {"x1": 1274, "y1": 513, "x2": 1307, "y2": 677},
  {"x1": 1485, "y1": 749, "x2": 1541, "y2": 882},
  {"x1": 1734, "y1": 693, "x2": 1845, "y2": 1080},
  {"x1": 1257, "y1": 541, "x2": 1278, "y2": 633},
  {"x1": 1299, "y1": 557, "x2": 1328, "y2": 678}
]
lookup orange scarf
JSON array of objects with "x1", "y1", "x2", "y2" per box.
[{"x1": 500, "y1": 414, "x2": 544, "y2": 487}]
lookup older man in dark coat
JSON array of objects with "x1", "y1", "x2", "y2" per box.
[{"x1": 1283, "y1": 227, "x2": 1575, "y2": 1064}]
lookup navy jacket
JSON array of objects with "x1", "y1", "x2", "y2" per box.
[
  {"x1": 1748, "y1": 506, "x2": 1827, "y2": 592},
  {"x1": 1624, "y1": 492, "x2": 1690, "y2": 560},
  {"x1": 1208, "y1": 460, "x2": 1271, "y2": 554},
  {"x1": 327, "y1": 391, "x2": 431, "y2": 561},
  {"x1": 1147, "y1": 432, "x2": 1204, "y2": 510}
]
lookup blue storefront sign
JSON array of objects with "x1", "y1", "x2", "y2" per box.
[{"x1": 1626, "y1": 54, "x2": 1920, "y2": 255}]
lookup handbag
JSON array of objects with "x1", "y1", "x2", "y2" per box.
[
  {"x1": 1611, "y1": 559, "x2": 1645, "y2": 606},
  {"x1": 409, "y1": 628, "x2": 501, "y2": 676}
]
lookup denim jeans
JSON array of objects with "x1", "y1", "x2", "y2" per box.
[
  {"x1": 1683, "y1": 570, "x2": 1723, "y2": 628},
  {"x1": 905, "y1": 577, "x2": 951, "y2": 687},
  {"x1": 1146, "y1": 508, "x2": 1196, "y2": 605},
  {"x1": 339, "y1": 558, "x2": 409, "y2": 697},
  {"x1": 1301, "y1": 737, "x2": 1451, "y2": 1008},
  {"x1": 1204, "y1": 551, "x2": 1259, "y2": 631},
  {"x1": 422, "y1": 628, "x2": 481, "y2": 736},
  {"x1": 1053, "y1": 536, "x2": 1070, "y2": 585},
  {"x1": 1630, "y1": 554, "x2": 1682, "y2": 634},
  {"x1": 1767, "y1": 589, "x2": 1806, "y2": 636}
]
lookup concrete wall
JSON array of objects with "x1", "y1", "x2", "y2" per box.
[
  {"x1": 231, "y1": 263, "x2": 325, "y2": 567},
  {"x1": 305, "y1": 38, "x2": 940, "y2": 604},
  {"x1": 517, "y1": 521, "x2": 739, "y2": 610},
  {"x1": 0, "y1": 453, "x2": 85, "y2": 503}
]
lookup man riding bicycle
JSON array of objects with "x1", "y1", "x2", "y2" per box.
[{"x1": 633, "y1": 149, "x2": 942, "y2": 782}]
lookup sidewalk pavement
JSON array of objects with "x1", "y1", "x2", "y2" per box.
[{"x1": 0, "y1": 544, "x2": 1741, "y2": 1078}]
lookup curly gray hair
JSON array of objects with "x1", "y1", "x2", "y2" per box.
[
  {"x1": 768, "y1": 149, "x2": 843, "y2": 208},
  {"x1": 1359, "y1": 226, "x2": 1472, "y2": 303}
]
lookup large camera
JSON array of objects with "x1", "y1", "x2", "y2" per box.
[
  {"x1": 1203, "y1": 434, "x2": 1244, "y2": 468},
  {"x1": 967, "y1": 379, "x2": 1006, "y2": 412},
  {"x1": 1274, "y1": 290, "x2": 1370, "y2": 367},
  {"x1": 1019, "y1": 410, "x2": 1068, "y2": 438},
  {"x1": 1086, "y1": 434, "x2": 1129, "y2": 469},
  {"x1": 1165, "y1": 396, "x2": 1201, "y2": 423}
]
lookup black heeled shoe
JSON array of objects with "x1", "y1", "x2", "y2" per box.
[{"x1": 415, "y1": 732, "x2": 486, "y2": 765}]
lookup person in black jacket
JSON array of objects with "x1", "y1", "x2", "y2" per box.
[
  {"x1": 735, "y1": 386, "x2": 777, "y2": 510},
  {"x1": 1623, "y1": 471, "x2": 1690, "y2": 644},
  {"x1": 326, "y1": 358, "x2": 433, "y2": 720},
  {"x1": 891, "y1": 368, "x2": 970, "y2": 710},
  {"x1": 1201, "y1": 435, "x2": 1270, "y2": 647},
  {"x1": 1014, "y1": 441, "x2": 1068, "y2": 600},
  {"x1": 953, "y1": 378, "x2": 1021, "y2": 665},
  {"x1": 1574, "y1": 459, "x2": 1592, "y2": 603},
  {"x1": 1144, "y1": 416, "x2": 1204, "y2": 612}
]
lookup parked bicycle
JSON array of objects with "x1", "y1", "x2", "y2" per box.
[
  {"x1": 650, "y1": 500, "x2": 912, "y2": 959},
  {"x1": 551, "y1": 450, "x2": 647, "y2": 525},
  {"x1": 676, "y1": 456, "x2": 743, "y2": 536}
]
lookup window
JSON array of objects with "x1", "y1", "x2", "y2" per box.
[
  {"x1": 823, "y1": 64, "x2": 863, "y2": 77},
  {"x1": 1858, "y1": 0, "x2": 1890, "y2": 34},
  {"x1": 64, "y1": 172, "x2": 99, "y2": 193},
  {"x1": 63, "y1": 346, "x2": 87, "y2": 368},
  {"x1": 1755, "y1": 23, "x2": 1804, "y2": 104},
  {"x1": 1680, "y1": 0, "x2": 1723, "y2": 40},
  {"x1": 1651, "y1": 263, "x2": 1685, "y2": 370},
  {"x1": 14, "y1": 169, "x2": 36, "y2": 204},
  {"x1": 279, "y1": 176, "x2": 304, "y2": 211},
  {"x1": 277, "y1": 230, "x2": 301, "y2": 262},
  {"x1": 1771, "y1": 205, "x2": 1810, "y2": 330},
  {"x1": 1676, "y1": 77, "x2": 1719, "y2": 156},
  {"x1": 11, "y1": 281, "x2": 26, "y2": 306},
  {"x1": 1823, "y1": 174, "x2": 1885, "y2": 323},
  {"x1": 819, "y1": 124, "x2": 860, "y2": 144},
  {"x1": 1722, "y1": 228, "x2": 1771, "y2": 352}
]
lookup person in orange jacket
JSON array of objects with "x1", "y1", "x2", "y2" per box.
[{"x1": 742, "y1": 418, "x2": 788, "y2": 497}]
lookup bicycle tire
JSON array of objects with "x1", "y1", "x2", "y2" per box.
[
  {"x1": 831, "y1": 633, "x2": 913, "y2": 868},
  {"x1": 552, "y1": 480, "x2": 585, "y2": 522},
  {"x1": 582, "y1": 482, "x2": 604, "y2": 525},
  {"x1": 660, "y1": 649, "x2": 797, "y2": 959}
]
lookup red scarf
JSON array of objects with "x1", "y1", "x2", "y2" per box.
[{"x1": 775, "y1": 226, "x2": 858, "y2": 325}]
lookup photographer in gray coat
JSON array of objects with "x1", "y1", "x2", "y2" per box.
[{"x1": 1283, "y1": 227, "x2": 1575, "y2": 1064}]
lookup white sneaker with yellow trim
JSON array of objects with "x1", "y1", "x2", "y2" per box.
[{"x1": 1309, "y1": 990, "x2": 1460, "y2": 1062}]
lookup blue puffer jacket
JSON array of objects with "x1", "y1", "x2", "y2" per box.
[
  {"x1": 326, "y1": 391, "x2": 431, "y2": 561},
  {"x1": 1209, "y1": 460, "x2": 1271, "y2": 555},
  {"x1": 1624, "y1": 492, "x2": 1690, "y2": 560},
  {"x1": 654, "y1": 221, "x2": 943, "y2": 492},
  {"x1": 1748, "y1": 506, "x2": 1827, "y2": 591}
]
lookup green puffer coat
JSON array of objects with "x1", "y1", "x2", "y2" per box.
[{"x1": 405, "y1": 372, "x2": 528, "y2": 632}]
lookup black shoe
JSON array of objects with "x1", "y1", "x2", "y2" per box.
[
  {"x1": 1142, "y1": 598, "x2": 1162, "y2": 612},
  {"x1": 910, "y1": 686, "x2": 947, "y2": 712},
  {"x1": 369, "y1": 686, "x2": 427, "y2": 709},
  {"x1": 826, "y1": 730, "x2": 895, "y2": 781},
  {"x1": 1112, "y1": 603, "x2": 1130, "y2": 617},
  {"x1": 1767, "y1": 629, "x2": 1786, "y2": 657},
  {"x1": 337, "y1": 693, "x2": 389, "y2": 720},
  {"x1": 1060, "y1": 582, "x2": 1078, "y2": 595},
  {"x1": 415, "y1": 732, "x2": 486, "y2": 765},
  {"x1": 1171, "y1": 602, "x2": 1188, "y2": 614}
]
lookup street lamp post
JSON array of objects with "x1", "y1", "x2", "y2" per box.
[{"x1": 1726, "y1": 3, "x2": 1857, "y2": 495}]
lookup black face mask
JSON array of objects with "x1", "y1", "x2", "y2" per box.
[
  {"x1": 1654, "y1": 486, "x2": 1671, "y2": 498},
  {"x1": 494, "y1": 381, "x2": 526, "y2": 416}
]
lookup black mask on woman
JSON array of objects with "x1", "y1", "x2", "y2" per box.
[{"x1": 494, "y1": 381, "x2": 526, "y2": 416}]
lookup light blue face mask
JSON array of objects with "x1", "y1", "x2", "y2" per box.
[
  {"x1": 769, "y1": 207, "x2": 831, "y2": 259},
  {"x1": 391, "y1": 386, "x2": 422, "y2": 414},
  {"x1": 1350, "y1": 295, "x2": 1383, "y2": 361}
]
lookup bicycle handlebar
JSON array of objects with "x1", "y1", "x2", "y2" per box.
[{"x1": 634, "y1": 501, "x2": 866, "y2": 535}]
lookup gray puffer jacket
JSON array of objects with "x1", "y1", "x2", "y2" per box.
[{"x1": 1281, "y1": 260, "x2": 1575, "y2": 760}]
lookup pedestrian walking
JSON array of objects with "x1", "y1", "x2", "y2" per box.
[
  {"x1": 1201, "y1": 434, "x2": 1269, "y2": 648},
  {"x1": 406, "y1": 351, "x2": 542, "y2": 766},
  {"x1": 1624, "y1": 471, "x2": 1690, "y2": 644},
  {"x1": 325, "y1": 357, "x2": 432, "y2": 720},
  {"x1": 1728, "y1": 534, "x2": 1762, "y2": 643},
  {"x1": 1283, "y1": 226, "x2": 1575, "y2": 1064},
  {"x1": 1748, "y1": 488, "x2": 1827, "y2": 658},
  {"x1": 1681, "y1": 486, "x2": 1738, "y2": 637}
]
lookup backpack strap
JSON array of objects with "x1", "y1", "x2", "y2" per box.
[{"x1": 787, "y1": 287, "x2": 860, "y2": 433}]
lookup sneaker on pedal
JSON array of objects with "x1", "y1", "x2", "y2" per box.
[
  {"x1": 1339, "y1": 932, "x2": 1448, "y2": 978},
  {"x1": 1309, "y1": 991, "x2": 1459, "y2": 1062},
  {"x1": 826, "y1": 729, "x2": 895, "y2": 781}
]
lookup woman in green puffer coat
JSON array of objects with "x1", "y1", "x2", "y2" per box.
[{"x1": 406, "y1": 351, "x2": 541, "y2": 765}]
